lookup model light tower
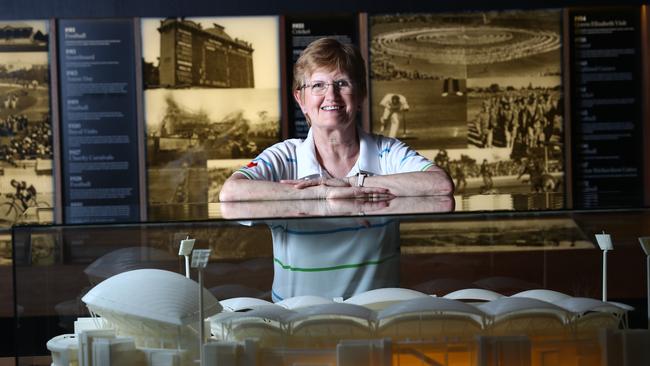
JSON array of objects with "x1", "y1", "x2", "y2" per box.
[
  {"x1": 178, "y1": 236, "x2": 196, "y2": 278},
  {"x1": 191, "y1": 249, "x2": 212, "y2": 365},
  {"x1": 639, "y1": 236, "x2": 650, "y2": 329},
  {"x1": 595, "y1": 231, "x2": 613, "y2": 302}
]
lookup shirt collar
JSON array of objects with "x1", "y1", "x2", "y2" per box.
[
  {"x1": 296, "y1": 127, "x2": 382, "y2": 179},
  {"x1": 353, "y1": 128, "x2": 381, "y2": 177},
  {"x1": 296, "y1": 128, "x2": 322, "y2": 180}
]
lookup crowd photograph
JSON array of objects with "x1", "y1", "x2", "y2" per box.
[
  {"x1": 369, "y1": 10, "x2": 564, "y2": 209},
  {"x1": 0, "y1": 22, "x2": 53, "y2": 227}
]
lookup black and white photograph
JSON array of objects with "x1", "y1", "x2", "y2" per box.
[
  {"x1": 0, "y1": 20, "x2": 53, "y2": 229},
  {"x1": 0, "y1": 20, "x2": 48, "y2": 52},
  {"x1": 0, "y1": 233, "x2": 10, "y2": 264},
  {"x1": 370, "y1": 12, "x2": 474, "y2": 148},
  {"x1": 141, "y1": 17, "x2": 281, "y2": 217},
  {"x1": 416, "y1": 148, "x2": 563, "y2": 211},
  {"x1": 369, "y1": 10, "x2": 564, "y2": 210},
  {"x1": 206, "y1": 158, "x2": 250, "y2": 216},
  {"x1": 400, "y1": 217, "x2": 592, "y2": 254}
]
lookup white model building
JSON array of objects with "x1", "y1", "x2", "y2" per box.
[
  {"x1": 48, "y1": 272, "x2": 650, "y2": 366},
  {"x1": 47, "y1": 269, "x2": 221, "y2": 366}
]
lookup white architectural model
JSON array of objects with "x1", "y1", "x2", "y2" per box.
[
  {"x1": 48, "y1": 269, "x2": 220, "y2": 366},
  {"x1": 48, "y1": 270, "x2": 649, "y2": 366}
]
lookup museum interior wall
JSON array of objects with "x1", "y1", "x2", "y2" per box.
[{"x1": 0, "y1": 0, "x2": 649, "y2": 364}]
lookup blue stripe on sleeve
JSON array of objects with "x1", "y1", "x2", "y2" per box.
[
  {"x1": 399, "y1": 151, "x2": 417, "y2": 165},
  {"x1": 251, "y1": 157, "x2": 278, "y2": 181},
  {"x1": 254, "y1": 157, "x2": 273, "y2": 169},
  {"x1": 378, "y1": 147, "x2": 391, "y2": 158}
]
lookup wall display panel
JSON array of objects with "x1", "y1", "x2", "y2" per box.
[
  {"x1": 0, "y1": 20, "x2": 53, "y2": 229},
  {"x1": 284, "y1": 14, "x2": 358, "y2": 139},
  {"x1": 142, "y1": 17, "x2": 281, "y2": 221},
  {"x1": 568, "y1": 7, "x2": 643, "y2": 209},
  {"x1": 58, "y1": 19, "x2": 141, "y2": 224},
  {"x1": 369, "y1": 10, "x2": 565, "y2": 211}
]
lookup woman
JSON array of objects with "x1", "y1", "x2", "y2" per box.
[
  {"x1": 218, "y1": 39, "x2": 453, "y2": 300},
  {"x1": 219, "y1": 38, "x2": 453, "y2": 202}
]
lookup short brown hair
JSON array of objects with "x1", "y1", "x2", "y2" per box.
[{"x1": 293, "y1": 38, "x2": 367, "y2": 98}]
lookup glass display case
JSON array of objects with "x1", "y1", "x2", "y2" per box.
[{"x1": 8, "y1": 195, "x2": 650, "y2": 365}]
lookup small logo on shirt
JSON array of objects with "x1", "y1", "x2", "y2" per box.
[{"x1": 246, "y1": 161, "x2": 258, "y2": 168}]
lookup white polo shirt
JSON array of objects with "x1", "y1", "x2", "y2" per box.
[
  {"x1": 268, "y1": 217, "x2": 400, "y2": 301},
  {"x1": 236, "y1": 128, "x2": 434, "y2": 182},
  {"x1": 235, "y1": 128, "x2": 435, "y2": 301}
]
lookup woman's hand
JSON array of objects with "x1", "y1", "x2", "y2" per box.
[
  {"x1": 280, "y1": 177, "x2": 351, "y2": 189},
  {"x1": 280, "y1": 177, "x2": 393, "y2": 200},
  {"x1": 322, "y1": 186, "x2": 394, "y2": 200}
]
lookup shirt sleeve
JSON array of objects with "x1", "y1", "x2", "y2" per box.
[
  {"x1": 382, "y1": 138, "x2": 434, "y2": 174},
  {"x1": 234, "y1": 143, "x2": 287, "y2": 182}
]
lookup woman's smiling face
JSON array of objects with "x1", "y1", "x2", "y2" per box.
[{"x1": 294, "y1": 68, "x2": 360, "y2": 130}]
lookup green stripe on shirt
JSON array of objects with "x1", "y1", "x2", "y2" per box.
[
  {"x1": 420, "y1": 162, "x2": 434, "y2": 171},
  {"x1": 273, "y1": 252, "x2": 398, "y2": 272}
]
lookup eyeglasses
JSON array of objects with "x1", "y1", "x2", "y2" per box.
[{"x1": 299, "y1": 79, "x2": 354, "y2": 96}]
